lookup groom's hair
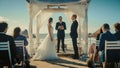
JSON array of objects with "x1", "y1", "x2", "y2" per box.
[
  {"x1": 72, "y1": 14, "x2": 77, "y2": 19},
  {"x1": 59, "y1": 16, "x2": 62, "y2": 19}
]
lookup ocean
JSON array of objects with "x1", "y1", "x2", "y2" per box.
[
  {"x1": 39, "y1": 33, "x2": 72, "y2": 45},
  {"x1": 39, "y1": 33, "x2": 70, "y2": 39},
  {"x1": 38, "y1": 33, "x2": 96, "y2": 46}
]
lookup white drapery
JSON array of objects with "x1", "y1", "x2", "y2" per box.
[
  {"x1": 35, "y1": 11, "x2": 52, "y2": 50},
  {"x1": 26, "y1": 0, "x2": 90, "y2": 56}
]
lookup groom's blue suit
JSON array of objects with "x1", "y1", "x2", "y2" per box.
[{"x1": 70, "y1": 20, "x2": 79, "y2": 58}]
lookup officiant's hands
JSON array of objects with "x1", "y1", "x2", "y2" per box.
[
  {"x1": 58, "y1": 25, "x2": 64, "y2": 30},
  {"x1": 61, "y1": 26, "x2": 64, "y2": 30},
  {"x1": 58, "y1": 26, "x2": 61, "y2": 29}
]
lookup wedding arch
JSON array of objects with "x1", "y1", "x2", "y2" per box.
[{"x1": 26, "y1": 0, "x2": 91, "y2": 56}]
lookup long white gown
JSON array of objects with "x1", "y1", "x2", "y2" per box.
[{"x1": 32, "y1": 26, "x2": 58, "y2": 60}]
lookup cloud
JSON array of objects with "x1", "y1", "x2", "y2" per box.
[
  {"x1": 0, "y1": 16, "x2": 9, "y2": 22},
  {"x1": 7, "y1": 20, "x2": 28, "y2": 35},
  {"x1": 0, "y1": 16, "x2": 29, "y2": 35},
  {"x1": 0, "y1": 16, "x2": 19, "y2": 24}
]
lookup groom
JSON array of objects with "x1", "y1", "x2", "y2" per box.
[
  {"x1": 70, "y1": 14, "x2": 79, "y2": 59},
  {"x1": 55, "y1": 16, "x2": 66, "y2": 53}
]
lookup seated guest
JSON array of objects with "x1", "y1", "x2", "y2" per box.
[
  {"x1": 88, "y1": 43, "x2": 96, "y2": 60},
  {"x1": 13, "y1": 27, "x2": 28, "y2": 46},
  {"x1": 88, "y1": 27, "x2": 103, "y2": 61},
  {"x1": 98, "y1": 23, "x2": 117, "y2": 68},
  {"x1": 13, "y1": 27, "x2": 30, "y2": 63},
  {"x1": 114, "y1": 23, "x2": 120, "y2": 40},
  {"x1": 0, "y1": 22, "x2": 16, "y2": 68},
  {"x1": 87, "y1": 27, "x2": 103, "y2": 67},
  {"x1": 113, "y1": 23, "x2": 120, "y2": 64}
]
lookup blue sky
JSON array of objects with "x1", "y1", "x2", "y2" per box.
[
  {"x1": 88, "y1": 0, "x2": 120, "y2": 33},
  {"x1": 0, "y1": 0, "x2": 120, "y2": 34}
]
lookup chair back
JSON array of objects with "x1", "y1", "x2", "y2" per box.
[
  {"x1": 15, "y1": 40, "x2": 25, "y2": 62},
  {"x1": 105, "y1": 41, "x2": 120, "y2": 62},
  {"x1": 96, "y1": 40, "x2": 99, "y2": 46},
  {"x1": 0, "y1": 41, "x2": 13, "y2": 68}
]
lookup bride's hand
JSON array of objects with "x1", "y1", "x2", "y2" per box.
[{"x1": 51, "y1": 38, "x2": 53, "y2": 41}]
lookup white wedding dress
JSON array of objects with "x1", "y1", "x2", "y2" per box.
[{"x1": 32, "y1": 26, "x2": 58, "y2": 60}]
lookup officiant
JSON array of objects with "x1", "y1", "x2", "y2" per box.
[{"x1": 55, "y1": 16, "x2": 66, "y2": 53}]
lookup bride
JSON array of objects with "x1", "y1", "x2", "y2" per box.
[{"x1": 33, "y1": 17, "x2": 58, "y2": 60}]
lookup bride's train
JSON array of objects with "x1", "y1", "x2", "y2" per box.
[{"x1": 32, "y1": 31, "x2": 58, "y2": 60}]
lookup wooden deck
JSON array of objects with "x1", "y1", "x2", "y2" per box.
[
  {"x1": 29, "y1": 48, "x2": 88, "y2": 68},
  {"x1": 15, "y1": 47, "x2": 89, "y2": 68},
  {"x1": 30, "y1": 57, "x2": 88, "y2": 68}
]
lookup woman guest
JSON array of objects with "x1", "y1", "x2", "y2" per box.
[
  {"x1": 113, "y1": 23, "x2": 120, "y2": 66},
  {"x1": 13, "y1": 27, "x2": 30, "y2": 63},
  {"x1": 87, "y1": 27, "x2": 103, "y2": 67},
  {"x1": 114, "y1": 23, "x2": 120, "y2": 40},
  {"x1": 88, "y1": 27, "x2": 103, "y2": 60},
  {"x1": 96, "y1": 27, "x2": 103, "y2": 40}
]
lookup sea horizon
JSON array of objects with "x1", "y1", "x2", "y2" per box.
[{"x1": 32, "y1": 33, "x2": 96, "y2": 46}]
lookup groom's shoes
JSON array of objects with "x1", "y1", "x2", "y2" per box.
[
  {"x1": 62, "y1": 51, "x2": 66, "y2": 54},
  {"x1": 73, "y1": 57, "x2": 79, "y2": 59},
  {"x1": 63, "y1": 50, "x2": 66, "y2": 53},
  {"x1": 57, "y1": 51, "x2": 59, "y2": 53},
  {"x1": 72, "y1": 55, "x2": 79, "y2": 59}
]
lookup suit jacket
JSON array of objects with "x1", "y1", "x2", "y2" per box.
[
  {"x1": 14, "y1": 35, "x2": 28, "y2": 46},
  {"x1": 114, "y1": 31, "x2": 120, "y2": 40},
  {"x1": 70, "y1": 20, "x2": 78, "y2": 38},
  {"x1": 55, "y1": 22, "x2": 66, "y2": 38},
  {"x1": 98, "y1": 31, "x2": 117, "y2": 62},
  {"x1": 98, "y1": 31, "x2": 117, "y2": 51},
  {"x1": 14, "y1": 35, "x2": 29, "y2": 58},
  {"x1": 0, "y1": 33, "x2": 16, "y2": 64}
]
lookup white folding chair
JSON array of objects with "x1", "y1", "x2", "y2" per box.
[
  {"x1": 14, "y1": 40, "x2": 25, "y2": 65},
  {"x1": 105, "y1": 40, "x2": 120, "y2": 68},
  {"x1": 96, "y1": 40, "x2": 100, "y2": 46},
  {"x1": 0, "y1": 41, "x2": 14, "y2": 68}
]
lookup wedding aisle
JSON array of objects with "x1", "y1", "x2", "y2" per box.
[
  {"x1": 30, "y1": 57, "x2": 88, "y2": 68},
  {"x1": 26, "y1": 45, "x2": 88, "y2": 68}
]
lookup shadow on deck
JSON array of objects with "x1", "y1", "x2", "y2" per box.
[
  {"x1": 14, "y1": 65, "x2": 36, "y2": 68},
  {"x1": 45, "y1": 57, "x2": 88, "y2": 68}
]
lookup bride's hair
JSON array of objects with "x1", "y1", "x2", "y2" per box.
[{"x1": 49, "y1": 17, "x2": 53, "y2": 23}]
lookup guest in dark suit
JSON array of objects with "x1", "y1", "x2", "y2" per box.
[
  {"x1": 55, "y1": 16, "x2": 66, "y2": 53},
  {"x1": 13, "y1": 27, "x2": 30, "y2": 65},
  {"x1": 70, "y1": 14, "x2": 79, "y2": 59},
  {"x1": 114, "y1": 23, "x2": 120, "y2": 40},
  {"x1": 0, "y1": 22, "x2": 16, "y2": 68},
  {"x1": 98, "y1": 23, "x2": 117, "y2": 68}
]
